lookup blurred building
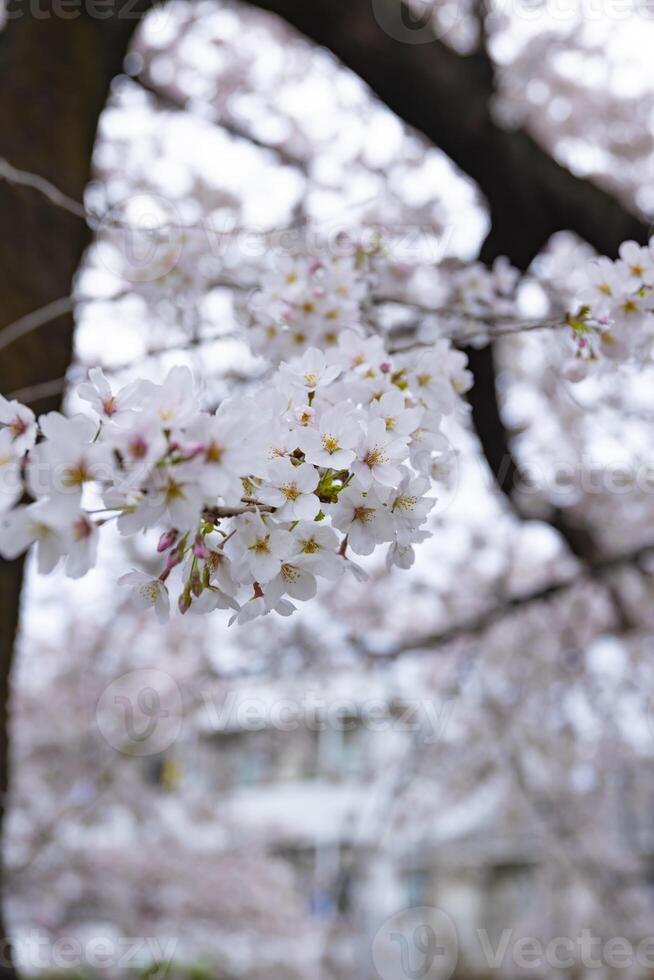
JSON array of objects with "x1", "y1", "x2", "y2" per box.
[{"x1": 159, "y1": 669, "x2": 654, "y2": 980}]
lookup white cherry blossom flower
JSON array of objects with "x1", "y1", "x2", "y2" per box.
[
  {"x1": 0, "y1": 499, "x2": 66, "y2": 572},
  {"x1": 77, "y1": 368, "x2": 143, "y2": 426},
  {"x1": 224, "y1": 511, "x2": 294, "y2": 584},
  {"x1": 52, "y1": 503, "x2": 99, "y2": 579},
  {"x1": 578, "y1": 257, "x2": 622, "y2": 317},
  {"x1": 294, "y1": 404, "x2": 315, "y2": 427},
  {"x1": 409, "y1": 343, "x2": 472, "y2": 412},
  {"x1": 118, "y1": 463, "x2": 206, "y2": 534},
  {"x1": 408, "y1": 411, "x2": 448, "y2": 474},
  {"x1": 106, "y1": 416, "x2": 167, "y2": 477},
  {"x1": 0, "y1": 429, "x2": 23, "y2": 512},
  {"x1": 202, "y1": 534, "x2": 238, "y2": 595},
  {"x1": 369, "y1": 389, "x2": 422, "y2": 437},
  {"x1": 430, "y1": 445, "x2": 459, "y2": 483},
  {"x1": 351, "y1": 417, "x2": 408, "y2": 489},
  {"x1": 38, "y1": 411, "x2": 97, "y2": 444},
  {"x1": 146, "y1": 366, "x2": 200, "y2": 430},
  {"x1": 27, "y1": 413, "x2": 110, "y2": 499},
  {"x1": 260, "y1": 420, "x2": 299, "y2": 463},
  {"x1": 0, "y1": 395, "x2": 36, "y2": 453},
  {"x1": 229, "y1": 595, "x2": 267, "y2": 626},
  {"x1": 279, "y1": 347, "x2": 341, "y2": 395},
  {"x1": 327, "y1": 329, "x2": 386, "y2": 372},
  {"x1": 290, "y1": 520, "x2": 343, "y2": 580},
  {"x1": 617, "y1": 240, "x2": 654, "y2": 285},
  {"x1": 229, "y1": 593, "x2": 295, "y2": 626},
  {"x1": 184, "y1": 404, "x2": 260, "y2": 503},
  {"x1": 258, "y1": 458, "x2": 320, "y2": 520},
  {"x1": 386, "y1": 470, "x2": 435, "y2": 545},
  {"x1": 609, "y1": 283, "x2": 650, "y2": 336},
  {"x1": 188, "y1": 587, "x2": 239, "y2": 615},
  {"x1": 9, "y1": 495, "x2": 101, "y2": 578},
  {"x1": 329, "y1": 486, "x2": 394, "y2": 556},
  {"x1": 264, "y1": 560, "x2": 318, "y2": 606},
  {"x1": 386, "y1": 531, "x2": 430, "y2": 571},
  {"x1": 297, "y1": 405, "x2": 360, "y2": 469},
  {"x1": 119, "y1": 569, "x2": 170, "y2": 623}
]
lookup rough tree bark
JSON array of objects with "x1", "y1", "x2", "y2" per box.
[{"x1": 0, "y1": 5, "x2": 147, "y2": 973}]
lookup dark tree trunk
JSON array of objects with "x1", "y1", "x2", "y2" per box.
[
  {"x1": 239, "y1": 0, "x2": 648, "y2": 256},
  {"x1": 0, "y1": 5, "x2": 149, "y2": 972}
]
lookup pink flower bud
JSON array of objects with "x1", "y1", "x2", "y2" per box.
[
  {"x1": 379, "y1": 362, "x2": 391, "y2": 374},
  {"x1": 184, "y1": 442, "x2": 205, "y2": 459},
  {"x1": 166, "y1": 549, "x2": 182, "y2": 571},
  {"x1": 178, "y1": 591, "x2": 192, "y2": 615},
  {"x1": 157, "y1": 529, "x2": 178, "y2": 553},
  {"x1": 193, "y1": 536, "x2": 208, "y2": 559}
]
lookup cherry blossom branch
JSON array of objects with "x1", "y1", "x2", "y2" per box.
[
  {"x1": 134, "y1": 74, "x2": 310, "y2": 174},
  {"x1": 0, "y1": 156, "x2": 212, "y2": 236},
  {"x1": 0, "y1": 285, "x2": 568, "y2": 385},
  {"x1": 367, "y1": 540, "x2": 654, "y2": 661},
  {"x1": 387, "y1": 316, "x2": 566, "y2": 353},
  {"x1": 204, "y1": 502, "x2": 273, "y2": 520},
  {"x1": 0, "y1": 155, "x2": 338, "y2": 239}
]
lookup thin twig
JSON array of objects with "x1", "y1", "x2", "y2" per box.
[
  {"x1": 7, "y1": 376, "x2": 69, "y2": 405},
  {"x1": 0, "y1": 157, "x2": 87, "y2": 221},
  {"x1": 135, "y1": 74, "x2": 310, "y2": 174},
  {"x1": 365, "y1": 540, "x2": 654, "y2": 660},
  {"x1": 204, "y1": 502, "x2": 274, "y2": 519},
  {"x1": 0, "y1": 296, "x2": 75, "y2": 354}
]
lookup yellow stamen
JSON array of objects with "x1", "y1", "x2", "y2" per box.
[{"x1": 322, "y1": 435, "x2": 340, "y2": 454}]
